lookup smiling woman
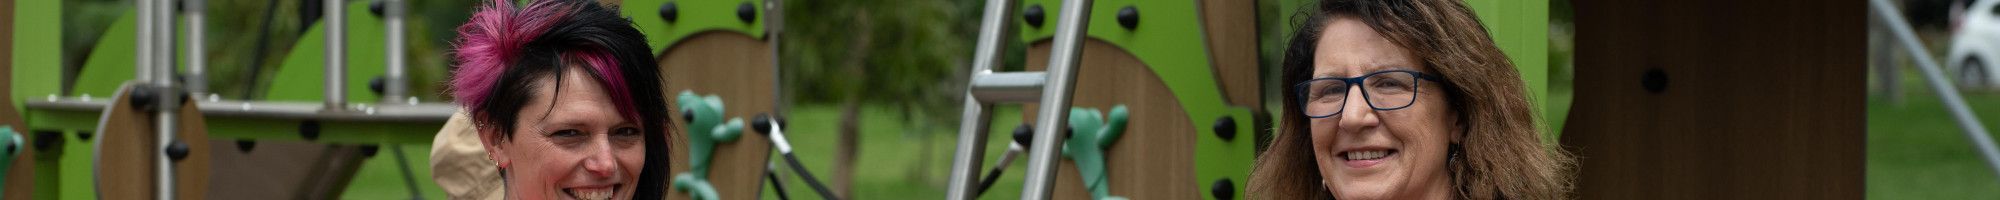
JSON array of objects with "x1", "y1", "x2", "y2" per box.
[
  {"x1": 446, "y1": 0, "x2": 672, "y2": 200},
  {"x1": 1251, "y1": 0, "x2": 1572, "y2": 199}
]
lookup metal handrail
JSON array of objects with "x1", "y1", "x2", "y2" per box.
[{"x1": 1870, "y1": 0, "x2": 2000, "y2": 181}]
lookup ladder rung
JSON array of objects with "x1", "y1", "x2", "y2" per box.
[{"x1": 970, "y1": 72, "x2": 1047, "y2": 103}]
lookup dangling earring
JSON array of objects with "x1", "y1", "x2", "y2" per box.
[{"x1": 1447, "y1": 143, "x2": 1463, "y2": 166}]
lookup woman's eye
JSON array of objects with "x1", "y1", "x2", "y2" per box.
[
  {"x1": 550, "y1": 129, "x2": 584, "y2": 138},
  {"x1": 612, "y1": 127, "x2": 642, "y2": 137}
]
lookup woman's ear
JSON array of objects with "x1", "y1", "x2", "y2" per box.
[
  {"x1": 1451, "y1": 111, "x2": 1466, "y2": 144},
  {"x1": 477, "y1": 125, "x2": 510, "y2": 168}
]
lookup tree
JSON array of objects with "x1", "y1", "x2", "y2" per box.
[{"x1": 782, "y1": 0, "x2": 978, "y2": 197}]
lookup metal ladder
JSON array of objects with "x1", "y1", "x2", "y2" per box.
[{"x1": 942, "y1": 0, "x2": 1095, "y2": 199}]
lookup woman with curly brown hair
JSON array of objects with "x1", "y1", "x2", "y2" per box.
[{"x1": 1251, "y1": 0, "x2": 1573, "y2": 199}]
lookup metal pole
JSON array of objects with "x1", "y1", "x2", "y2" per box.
[
  {"x1": 186, "y1": 0, "x2": 206, "y2": 96},
  {"x1": 944, "y1": 0, "x2": 1018, "y2": 198},
  {"x1": 766, "y1": 0, "x2": 784, "y2": 115},
  {"x1": 324, "y1": 0, "x2": 346, "y2": 110},
  {"x1": 1870, "y1": 0, "x2": 2000, "y2": 181},
  {"x1": 135, "y1": 0, "x2": 153, "y2": 82},
  {"x1": 153, "y1": 0, "x2": 179, "y2": 198},
  {"x1": 384, "y1": 0, "x2": 407, "y2": 103},
  {"x1": 1020, "y1": 0, "x2": 1091, "y2": 198}
]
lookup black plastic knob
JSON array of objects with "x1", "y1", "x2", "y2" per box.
[
  {"x1": 1116, "y1": 6, "x2": 1139, "y2": 30},
  {"x1": 165, "y1": 139, "x2": 190, "y2": 161},
  {"x1": 660, "y1": 2, "x2": 679, "y2": 23},
  {"x1": 1024, "y1": 5, "x2": 1045, "y2": 28},
  {"x1": 1213, "y1": 116, "x2": 1237, "y2": 141},
  {"x1": 736, "y1": 2, "x2": 756, "y2": 24},
  {"x1": 1211, "y1": 178, "x2": 1235, "y2": 200}
]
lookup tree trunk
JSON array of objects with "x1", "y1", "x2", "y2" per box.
[
  {"x1": 834, "y1": 96, "x2": 862, "y2": 199},
  {"x1": 831, "y1": 12, "x2": 873, "y2": 198}
]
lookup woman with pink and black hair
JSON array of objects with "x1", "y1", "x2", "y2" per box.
[{"x1": 437, "y1": 0, "x2": 670, "y2": 199}]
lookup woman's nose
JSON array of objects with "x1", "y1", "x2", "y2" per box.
[
  {"x1": 583, "y1": 135, "x2": 619, "y2": 177},
  {"x1": 1336, "y1": 86, "x2": 1380, "y2": 131}
]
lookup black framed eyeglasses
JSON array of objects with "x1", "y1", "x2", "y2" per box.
[{"x1": 1293, "y1": 70, "x2": 1443, "y2": 118}]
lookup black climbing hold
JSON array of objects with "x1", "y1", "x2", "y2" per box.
[
  {"x1": 369, "y1": 76, "x2": 387, "y2": 96},
  {"x1": 165, "y1": 139, "x2": 190, "y2": 161},
  {"x1": 1024, "y1": 4, "x2": 1045, "y2": 28},
  {"x1": 369, "y1": 0, "x2": 385, "y2": 18},
  {"x1": 360, "y1": 144, "x2": 381, "y2": 158},
  {"x1": 1642, "y1": 68, "x2": 1668, "y2": 93},
  {"x1": 1211, "y1": 178, "x2": 1235, "y2": 200},
  {"x1": 131, "y1": 86, "x2": 158, "y2": 111},
  {"x1": 752, "y1": 113, "x2": 774, "y2": 135},
  {"x1": 32, "y1": 130, "x2": 59, "y2": 152},
  {"x1": 660, "y1": 2, "x2": 679, "y2": 23},
  {"x1": 1213, "y1": 116, "x2": 1237, "y2": 141},
  {"x1": 236, "y1": 139, "x2": 256, "y2": 153},
  {"x1": 680, "y1": 108, "x2": 696, "y2": 123},
  {"x1": 1012, "y1": 124, "x2": 1034, "y2": 147},
  {"x1": 1116, "y1": 6, "x2": 1139, "y2": 30},
  {"x1": 300, "y1": 121, "x2": 322, "y2": 141},
  {"x1": 736, "y1": 2, "x2": 756, "y2": 24}
]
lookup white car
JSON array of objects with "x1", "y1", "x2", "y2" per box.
[{"x1": 1949, "y1": 0, "x2": 2000, "y2": 88}]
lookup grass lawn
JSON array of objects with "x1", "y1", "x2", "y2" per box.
[{"x1": 1867, "y1": 70, "x2": 2000, "y2": 199}]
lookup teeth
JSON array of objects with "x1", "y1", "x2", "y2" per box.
[
  {"x1": 1346, "y1": 150, "x2": 1389, "y2": 160},
  {"x1": 569, "y1": 187, "x2": 613, "y2": 200}
]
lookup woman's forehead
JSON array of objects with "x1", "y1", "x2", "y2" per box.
[{"x1": 1311, "y1": 17, "x2": 1423, "y2": 78}]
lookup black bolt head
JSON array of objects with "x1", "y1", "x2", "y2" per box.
[
  {"x1": 752, "y1": 113, "x2": 774, "y2": 135},
  {"x1": 130, "y1": 87, "x2": 158, "y2": 111},
  {"x1": 1116, "y1": 6, "x2": 1139, "y2": 30},
  {"x1": 1024, "y1": 5, "x2": 1045, "y2": 28},
  {"x1": 1012, "y1": 124, "x2": 1034, "y2": 147},
  {"x1": 32, "y1": 131, "x2": 60, "y2": 152},
  {"x1": 236, "y1": 139, "x2": 257, "y2": 153},
  {"x1": 1642, "y1": 68, "x2": 1668, "y2": 93},
  {"x1": 369, "y1": 0, "x2": 386, "y2": 18},
  {"x1": 1211, "y1": 178, "x2": 1236, "y2": 200},
  {"x1": 77, "y1": 132, "x2": 93, "y2": 141},
  {"x1": 165, "y1": 139, "x2": 190, "y2": 161},
  {"x1": 299, "y1": 121, "x2": 322, "y2": 141},
  {"x1": 736, "y1": 2, "x2": 756, "y2": 24},
  {"x1": 369, "y1": 76, "x2": 387, "y2": 96},
  {"x1": 1213, "y1": 116, "x2": 1237, "y2": 141},
  {"x1": 660, "y1": 2, "x2": 679, "y2": 23},
  {"x1": 360, "y1": 144, "x2": 381, "y2": 158}
]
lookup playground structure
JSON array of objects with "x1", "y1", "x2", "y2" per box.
[{"x1": 0, "y1": 0, "x2": 1553, "y2": 199}]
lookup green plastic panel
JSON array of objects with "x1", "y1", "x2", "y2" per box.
[
  {"x1": 621, "y1": 0, "x2": 767, "y2": 53},
  {"x1": 10, "y1": 0, "x2": 63, "y2": 114},
  {"x1": 266, "y1": 0, "x2": 387, "y2": 103}
]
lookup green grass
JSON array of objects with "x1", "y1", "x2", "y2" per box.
[
  {"x1": 1867, "y1": 70, "x2": 2000, "y2": 199},
  {"x1": 759, "y1": 104, "x2": 1031, "y2": 199}
]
